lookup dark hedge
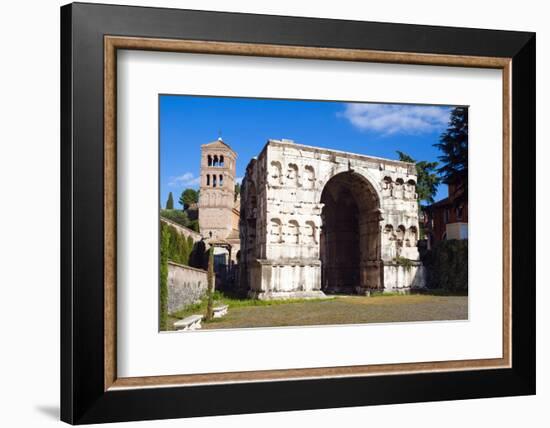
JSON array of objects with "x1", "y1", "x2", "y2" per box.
[{"x1": 422, "y1": 239, "x2": 468, "y2": 292}]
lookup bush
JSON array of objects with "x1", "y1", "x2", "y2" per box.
[
  {"x1": 159, "y1": 223, "x2": 170, "y2": 330},
  {"x1": 422, "y1": 239, "x2": 468, "y2": 292},
  {"x1": 161, "y1": 209, "x2": 191, "y2": 227},
  {"x1": 394, "y1": 256, "x2": 414, "y2": 271},
  {"x1": 163, "y1": 223, "x2": 192, "y2": 265}
]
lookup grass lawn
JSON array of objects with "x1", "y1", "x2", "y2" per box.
[{"x1": 167, "y1": 293, "x2": 468, "y2": 331}]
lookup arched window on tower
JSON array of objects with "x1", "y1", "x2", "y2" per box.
[
  {"x1": 213, "y1": 175, "x2": 217, "y2": 187},
  {"x1": 213, "y1": 155, "x2": 219, "y2": 167},
  {"x1": 219, "y1": 174, "x2": 223, "y2": 187},
  {"x1": 207, "y1": 155, "x2": 212, "y2": 166},
  {"x1": 220, "y1": 155, "x2": 224, "y2": 167},
  {"x1": 206, "y1": 174, "x2": 210, "y2": 186}
]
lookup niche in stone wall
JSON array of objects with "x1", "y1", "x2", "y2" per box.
[
  {"x1": 304, "y1": 220, "x2": 317, "y2": 244},
  {"x1": 383, "y1": 224, "x2": 395, "y2": 256},
  {"x1": 394, "y1": 178, "x2": 404, "y2": 198},
  {"x1": 270, "y1": 161, "x2": 283, "y2": 185},
  {"x1": 406, "y1": 226, "x2": 418, "y2": 247},
  {"x1": 406, "y1": 179, "x2": 417, "y2": 199},
  {"x1": 269, "y1": 218, "x2": 283, "y2": 243},
  {"x1": 382, "y1": 176, "x2": 392, "y2": 197},
  {"x1": 287, "y1": 163, "x2": 299, "y2": 186},
  {"x1": 287, "y1": 220, "x2": 300, "y2": 244},
  {"x1": 303, "y1": 165, "x2": 315, "y2": 189},
  {"x1": 396, "y1": 225, "x2": 406, "y2": 256}
]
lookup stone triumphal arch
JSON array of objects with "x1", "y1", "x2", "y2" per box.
[{"x1": 240, "y1": 139, "x2": 425, "y2": 299}]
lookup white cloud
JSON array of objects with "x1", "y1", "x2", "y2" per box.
[
  {"x1": 339, "y1": 103, "x2": 451, "y2": 135},
  {"x1": 168, "y1": 172, "x2": 201, "y2": 187}
]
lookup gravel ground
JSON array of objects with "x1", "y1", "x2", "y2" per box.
[{"x1": 199, "y1": 295, "x2": 468, "y2": 330}]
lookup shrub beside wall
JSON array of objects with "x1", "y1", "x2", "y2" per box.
[
  {"x1": 160, "y1": 221, "x2": 209, "y2": 328},
  {"x1": 164, "y1": 223, "x2": 192, "y2": 265},
  {"x1": 422, "y1": 239, "x2": 468, "y2": 292},
  {"x1": 159, "y1": 223, "x2": 170, "y2": 330}
]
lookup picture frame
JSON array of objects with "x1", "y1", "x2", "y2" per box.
[{"x1": 60, "y1": 2, "x2": 535, "y2": 424}]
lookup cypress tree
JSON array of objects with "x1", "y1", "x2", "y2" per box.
[{"x1": 166, "y1": 192, "x2": 174, "y2": 210}]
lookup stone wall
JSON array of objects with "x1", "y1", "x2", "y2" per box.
[{"x1": 167, "y1": 262, "x2": 208, "y2": 313}]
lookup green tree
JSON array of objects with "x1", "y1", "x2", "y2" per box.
[
  {"x1": 434, "y1": 107, "x2": 468, "y2": 195},
  {"x1": 188, "y1": 219, "x2": 199, "y2": 233},
  {"x1": 159, "y1": 223, "x2": 170, "y2": 330},
  {"x1": 165, "y1": 192, "x2": 174, "y2": 210},
  {"x1": 205, "y1": 247, "x2": 215, "y2": 321},
  {"x1": 179, "y1": 188, "x2": 199, "y2": 210},
  {"x1": 396, "y1": 151, "x2": 441, "y2": 205},
  {"x1": 189, "y1": 240, "x2": 207, "y2": 269}
]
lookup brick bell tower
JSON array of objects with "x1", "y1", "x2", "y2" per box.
[{"x1": 198, "y1": 138, "x2": 238, "y2": 241}]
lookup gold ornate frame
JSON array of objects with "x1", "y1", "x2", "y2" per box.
[{"x1": 103, "y1": 36, "x2": 512, "y2": 391}]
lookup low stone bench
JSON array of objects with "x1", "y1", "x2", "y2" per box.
[
  {"x1": 213, "y1": 305, "x2": 229, "y2": 318},
  {"x1": 174, "y1": 314, "x2": 203, "y2": 331}
]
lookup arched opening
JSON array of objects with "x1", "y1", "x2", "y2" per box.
[{"x1": 320, "y1": 171, "x2": 381, "y2": 294}]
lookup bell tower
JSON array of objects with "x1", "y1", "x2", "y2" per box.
[{"x1": 198, "y1": 138, "x2": 238, "y2": 240}]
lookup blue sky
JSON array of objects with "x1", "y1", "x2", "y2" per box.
[{"x1": 160, "y1": 95, "x2": 456, "y2": 208}]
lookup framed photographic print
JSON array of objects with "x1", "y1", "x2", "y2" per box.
[{"x1": 60, "y1": 2, "x2": 535, "y2": 424}]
